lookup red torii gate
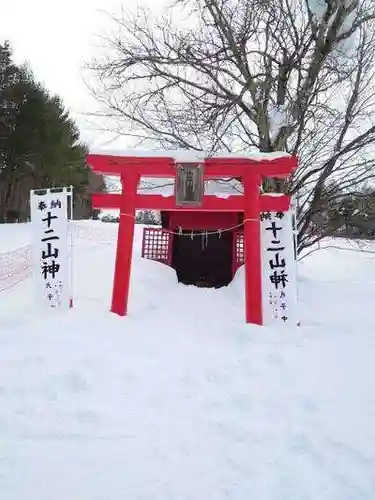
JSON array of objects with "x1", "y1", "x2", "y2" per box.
[{"x1": 87, "y1": 153, "x2": 297, "y2": 325}]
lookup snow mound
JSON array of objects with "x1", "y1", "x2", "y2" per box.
[{"x1": 0, "y1": 221, "x2": 374, "y2": 500}]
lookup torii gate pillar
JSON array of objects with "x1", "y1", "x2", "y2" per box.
[
  {"x1": 243, "y1": 173, "x2": 263, "y2": 324},
  {"x1": 111, "y1": 172, "x2": 139, "y2": 316}
]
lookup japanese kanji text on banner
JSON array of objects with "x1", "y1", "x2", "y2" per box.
[
  {"x1": 261, "y1": 210, "x2": 298, "y2": 325},
  {"x1": 30, "y1": 188, "x2": 71, "y2": 309}
]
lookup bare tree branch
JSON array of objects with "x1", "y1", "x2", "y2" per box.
[{"x1": 87, "y1": 0, "x2": 375, "y2": 252}]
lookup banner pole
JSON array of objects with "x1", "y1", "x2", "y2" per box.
[
  {"x1": 291, "y1": 196, "x2": 300, "y2": 326},
  {"x1": 69, "y1": 186, "x2": 74, "y2": 308}
]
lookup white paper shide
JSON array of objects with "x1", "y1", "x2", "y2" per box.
[
  {"x1": 30, "y1": 189, "x2": 70, "y2": 309},
  {"x1": 261, "y1": 210, "x2": 298, "y2": 325}
]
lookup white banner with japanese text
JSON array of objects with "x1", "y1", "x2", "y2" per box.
[
  {"x1": 30, "y1": 188, "x2": 71, "y2": 310},
  {"x1": 261, "y1": 210, "x2": 298, "y2": 326}
]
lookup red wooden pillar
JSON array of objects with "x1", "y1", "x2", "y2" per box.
[
  {"x1": 243, "y1": 173, "x2": 263, "y2": 325},
  {"x1": 111, "y1": 172, "x2": 139, "y2": 316}
]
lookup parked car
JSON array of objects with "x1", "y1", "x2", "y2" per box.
[{"x1": 101, "y1": 214, "x2": 119, "y2": 223}]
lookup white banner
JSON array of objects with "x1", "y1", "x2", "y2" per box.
[
  {"x1": 30, "y1": 188, "x2": 71, "y2": 309},
  {"x1": 261, "y1": 210, "x2": 298, "y2": 325}
]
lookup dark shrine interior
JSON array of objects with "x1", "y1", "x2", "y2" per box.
[{"x1": 172, "y1": 230, "x2": 234, "y2": 288}]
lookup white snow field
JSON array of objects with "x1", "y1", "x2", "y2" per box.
[{"x1": 0, "y1": 221, "x2": 374, "y2": 500}]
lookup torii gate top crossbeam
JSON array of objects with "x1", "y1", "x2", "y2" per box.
[{"x1": 87, "y1": 154, "x2": 297, "y2": 178}]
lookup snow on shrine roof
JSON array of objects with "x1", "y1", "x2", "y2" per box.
[{"x1": 89, "y1": 147, "x2": 291, "y2": 163}]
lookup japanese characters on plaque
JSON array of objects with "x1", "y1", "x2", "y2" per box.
[
  {"x1": 30, "y1": 189, "x2": 70, "y2": 309},
  {"x1": 261, "y1": 210, "x2": 298, "y2": 325}
]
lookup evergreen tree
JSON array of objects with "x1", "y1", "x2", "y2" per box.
[
  {"x1": 8, "y1": 68, "x2": 88, "y2": 186},
  {"x1": 0, "y1": 42, "x2": 25, "y2": 220},
  {"x1": 0, "y1": 43, "x2": 101, "y2": 222},
  {"x1": 0, "y1": 42, "x2": 22, "y2": 174}
]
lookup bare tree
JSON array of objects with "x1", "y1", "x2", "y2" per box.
[{"x1": 88, "y1": 0, "x2": 375, "y2": 253}]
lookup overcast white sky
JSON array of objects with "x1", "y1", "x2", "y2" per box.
[{"x1": 0, "y1": 0, "x2": 148, "y2": 148}]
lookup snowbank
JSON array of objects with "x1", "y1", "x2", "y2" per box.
[
  {"x1": 0, "y1": 222, "x2": 31, "y2": 252},
  {"x1": 0, "y1": 221, "x2": 374, "y2": 500}
]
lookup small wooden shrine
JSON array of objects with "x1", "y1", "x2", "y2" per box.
[{"x1": 87, "y1": 152, "x2": 297, "y2": 324}]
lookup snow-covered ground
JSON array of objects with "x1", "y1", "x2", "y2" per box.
[{"x1": 0, "y1": 221, "x2": 374, "y2": 500}]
